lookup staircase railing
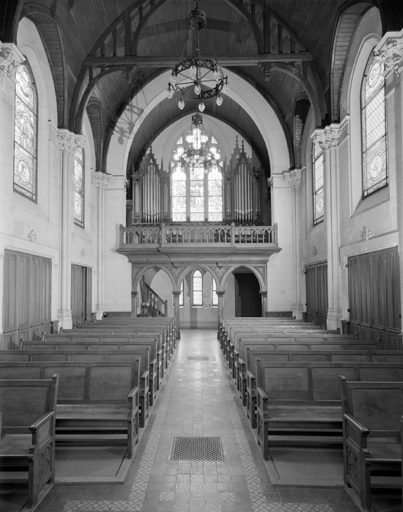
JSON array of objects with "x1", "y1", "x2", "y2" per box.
[{"x1": 140, "y1": 276, "x2": 168, "y2": 317}]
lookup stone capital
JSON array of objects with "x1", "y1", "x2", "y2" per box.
[
  {"x1": 92, "y1": 171, "x2": 113, "y2": 189},
  {"x1": 311, "y1": 125, "x2": 341, "y2": 150},
  {"x1": 57, "y1": 129, "x2": 86, "y2": 153},
  {"x1": 374, "y1": 29, "x2": 403, "y2": 76},
  {"x1": 0, "y1": 42, "x2": 25, "y2": 87},
  {"x1": 282, "y1": 167, "x2": 304, "y2": 188}
]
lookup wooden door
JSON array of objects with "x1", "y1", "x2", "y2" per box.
[
  {"x1": 305, "y1": 262, "x2": 328, "y2": 326},
  {"x1": 71, "y1": 264, "x2": 92, "y2": 327}
]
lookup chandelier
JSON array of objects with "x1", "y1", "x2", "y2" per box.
[
  {"x1": 173, "y1": 113, "x2": 221, "y2": 170},
  {"x1": 167, "y1": 2, "x2": 228, "y2": 112}
]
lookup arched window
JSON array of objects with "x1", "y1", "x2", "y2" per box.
[
  {"x1": 361, "y1": 54, "x2": 387, "y2": 197},
  {"x1": 312, "y1": 141, "x2": 324, "y2": 225},
  {"x1": 14, "y1": 61, "x2": 38, "y2": 201},
  {"x1": 171, "y1": 114, "x2": 223, "y2": 222},
  {"x1": 179, "y1": 280, "x2": 184, "y2": 307},
  {"x1": 192, "y1": 270, "x2": 203, "y2": 306},
  {"x1": 74, "y1": 147, "x2": 85, "y2": 227},
  {"x1": 212, "y1": 278, "x2": 218, "y2": 307}
]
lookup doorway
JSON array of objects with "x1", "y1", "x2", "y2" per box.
[{"x1": 234, "y1": 271, "x2": 262, "y2": 317}]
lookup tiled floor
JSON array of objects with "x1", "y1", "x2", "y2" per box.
[{"x1": 34, "y1": 329, "x2": 365, "y2": 512}]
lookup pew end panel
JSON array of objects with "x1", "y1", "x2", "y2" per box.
[
  {"x1": 0, "y1": 375, "x2": 59, "y2": 508},
  {"x1": 339, "y1": 377, "x2": 403, "y2": 512}
]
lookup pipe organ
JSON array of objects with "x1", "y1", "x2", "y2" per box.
[{"x1": 127, "y1": 142, "x2": 266, "y2": 226}]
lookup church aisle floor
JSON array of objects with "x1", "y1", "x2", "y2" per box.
[{"x1": 37, "y1": 329, "x2": 362, "y2": 512}]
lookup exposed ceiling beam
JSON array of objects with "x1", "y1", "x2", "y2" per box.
[{"x1": 85, "y1": 53, "x2": 313, "y2": 68}]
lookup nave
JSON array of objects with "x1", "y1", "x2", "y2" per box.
[{"x1": 29, "y1": 329, "x2": 361, "y2": 512}]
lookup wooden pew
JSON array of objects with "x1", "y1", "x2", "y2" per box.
[
  {"x1": 241, "y1": 349, "x2": 403, "y2": 421},
  {"x1": 0, "y1": 349, "x2": 151, "y2": 427},
  {"x1": 255, "y1": 360, "x2": 403, "y2": 460},
  {"x1": 0, "y1": 375, "x2": 59, "y2": 508},
  {"x1": 0, "y1": 361, "x2": 140, "y2": 458},
  {"x1": 232, "y1": 338, "x2": 379, "y2": 395},
  {"x1": 339, "y1": 377, "x2": 403, "y2": 512},
  {"x1": 22, "y1": 338, "x2": 160, "y2": 406},
  {"x1": 45, "y1": 330, "x2": 171, "y2": 372}
]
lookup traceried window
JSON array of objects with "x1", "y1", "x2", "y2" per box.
[
  {"x1": 361, "y1": 54, "x2": 387, "y2": 197},
  {"x1": 212, "y1": 278, "x2": 218, "y2": 307},
  {"x1": 192, "y1": 269, "x2": 203, "y2": 306},
  {"x1": 171, "y1": 114, "x2": 223, "y2": 222},
  {"x1": 14, "y1": 62, "x2": 38, "y2": 201},
  {"x1": 74, "y1": 147, "x2": 85, "y2": 227},
  {"x1": 312, "y1": 141, "x2": 324, "y2": 225}
]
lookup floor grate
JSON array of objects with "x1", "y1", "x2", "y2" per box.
[
  {"x1": 187, "y1": 356, "x2": 210, "y2": 361},
  {"x1": 170, "y1": 436, "x2": 224, "y2": 461}
]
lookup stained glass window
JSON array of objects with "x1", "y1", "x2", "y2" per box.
[
  {"x1": 312, "y1": 141, "x2": 324, "y2": 225},
  {"x1": 192, "y1": 270, "x2": 203, "y2": 306},
  {"x1": 212, "y1": 278, "x2": 218, "y2": 306},
  {"x1": 14, "y1": 62, "x2": 38, "y2": 201},
  {"x1": 171, "y1": 117, "x2": 223, "y2": 222},
  {"x1": 361, "y1": 54, "x2": 387, "y2": 197},
  {"x1": 74, "y1": 147, "x2": 85, "y2": 227}
]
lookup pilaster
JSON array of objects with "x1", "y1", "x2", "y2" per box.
[
  {"x1": 57, "y1": 129, "x2": 86, "y2": 329},
  {"x1": 0, "y1": 42, "x2": 24, "y2": 90},
  {"x1": 92, "y1": 171, "x2": 113, "y2": 318},
  {"x1": 374, "y1": 28, "x2": 403, "y2": 77},
  {"x1": 312, "y1": 125, "x2": 342, "y2": 331}
]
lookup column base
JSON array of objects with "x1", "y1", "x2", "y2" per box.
[
  {"x1": 58, "y1": 310, "x2": 73, "y2": 330},
  {"x1": 326, "y1": 309, "x2": 342, "y2": 332}
]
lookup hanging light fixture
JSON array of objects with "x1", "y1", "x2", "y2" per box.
[
  {"x1": 167, "y1": 2, "x2": 228, "y2": 112},
  {"x1": 172, "y1": 113, "x2": 222, "y2": 171}
]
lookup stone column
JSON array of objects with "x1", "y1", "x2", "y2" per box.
[
  {"x1": 282, "y1": 168, "x2": 304, "y2": 319},
  {"x1": 92, "y1": 171, "x2": 112, "y2": 319},
  {"x1": 312, "y1": 125, "x2": 342, "y2": 331},
  {"x1": 131, "y1": 290, "x2": 138, "y2": 317},
  {"x1": 172, "y1": 291, "x2": 181, "y2": 339},
  {"x1": 57, "y1": 130, "x2": 85, "y2": 329},
  {"x1": 375, "y1": 30, "x2": 403, "y2": 333},
  {"x1": 216, "y1": 291, "x2": 225, "y2": 332},
  {"x1": 259, "y1": 290, "x2": 268, "y2": 317}
]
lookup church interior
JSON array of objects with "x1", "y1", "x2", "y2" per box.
[{"x1": 1, "y1": 0, "x2": 403, "y2": 511}]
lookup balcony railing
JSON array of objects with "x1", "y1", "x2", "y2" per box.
[{"x1": 119, "y1": 223, "x2": 278, "y2": 247}]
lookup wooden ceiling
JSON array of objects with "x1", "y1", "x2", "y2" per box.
[{"x1": 4, "y1": 0, "x2": 401, "y2": 176}]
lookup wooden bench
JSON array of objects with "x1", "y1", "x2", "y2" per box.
[
  {"x1": 0, "y1": 361, "x2": 140, "y2": 458},
  {"x1": 0, "y1": 375, "x2": 59, "y2": 508},
  {"x1": 23, "y1": 338, "x2": 160, "y2": 406},
  {"x1": 255, "y1": 360, "x2": 403, "y2": 460},
  {"x1": 339, "y1": 377, "x2": 403, "y2": 512},
  {"x1": 240, "y1": 349, "x2": 403, "y2": 419},
  {"x1": 0, "y1": 349, "x2": 150, "y2": 427},
  {"x1": 232, "y1": 338, "x2": 379, "y2": 399}
]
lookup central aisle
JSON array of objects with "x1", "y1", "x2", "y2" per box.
[{"x1": 42, "y1": 329, "x2": 359, "y2": 512}]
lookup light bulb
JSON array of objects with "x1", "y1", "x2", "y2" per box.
[
  {"x1": 216, "y1": 95, "x2": 223, "y2": 106},
  {"x1": 194, "y1": 84, "x2": 201, "y2": 95},
  {"x1": 198, "y1": 102, "x2": 205, "y2": 112},
  {"x1": 178, "y1": 99, "x2": 185, "y2": 110},
  {"x1": 190, "y1": 66, "x2": 197, "y2": 78},
  {"x1": 167, "y1": 88, "x2": 174, "y2": 99}
]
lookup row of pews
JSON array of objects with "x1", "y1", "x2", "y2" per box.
[
  {"x1": 0, "y1": 316, "x2": 176, "y2": 509},
  {"x1": 219, "y1": 317, "x2": 403, "y2": 512}
]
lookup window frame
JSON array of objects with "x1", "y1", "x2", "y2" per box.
[
  {"x1": 360, "y1": 53, "x2": 388, "y2": 198},
  {"x1": 212, "y1": 278, "x2": 218, "y2": 307},
  {"x1": 192, "y1": 269, "x2": 203, "y2": 307},
  {"x1": 73, "y1": 146, "x2": 85, "y2": 228},
  {"x1": 312, "y1": 140, "x2": 324, "y2": 225},
  {"x1": 13, "y1": 60, "x2": 38, "y2": 202}
]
